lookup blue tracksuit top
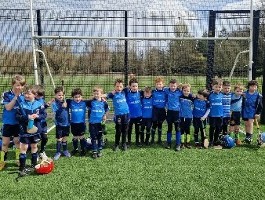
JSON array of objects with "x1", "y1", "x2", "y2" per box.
[
  {"x1": 193, "y1": 98, "x2": 210, "y2": 118},
  {"x1": 52, "y1": 99, "x2": 70, "y2": 126},
  {"x1": 1, "y1": 90, "x2": 24, "y2": 125},
  {"x1": 230, "y1": 93, "x2": 242, "y2": 112},
  {"x1": 242, "y1": 91, "x2": 261, "y2": 119},
  {"x1": 180, "y1": 94, "x2": 194, "y2": 118},
  {"x1": 66, "y1": 99, "x2": 87, "y2": 123},
  {"x1": 152, "y1": 88, "x2": 166, "y2": 108},
  {"x1": 208, "y1": 92, "x2": 223, "y2": 117},
  {"x1": 107, "y1": 91, "x2": 129, "y2": 116},
  {"x1": 141, "y1": 96, "x2": 153, "y2": 119},
  {"x1": 16, "y1": 99, "x2": 47, "y2": 137},
  {"x1": 222, "y1": 92, "x2": 231, "y2": 118},
  {"x1": 124, "y1": 88, "x2": 142, "y2": 118},
  {"x1": 86, "y1": 98, "x2": 109, "y2": 124},
  {"x1": 165, "y1": 88, "x2": 182, "y2": 111}
]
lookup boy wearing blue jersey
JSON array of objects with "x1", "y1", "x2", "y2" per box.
[
  {"x1": 193, "y1": 90, "x2": 210, "y2": 148},
  {"x1": 229, "y1": 84, "x2": 244, "y2": 145},
  {"x1": 86, "y1": 86, "x2": 109, "y2": 159},
  {"x1": 34, "y1": 85, "x2": 49, "y2": 160},
  {"x1": 179, "y1": 84, "x2": 194, "y2": 149},
  {"x1": 67, "y1": 88, "x2": 88, "y2": 156},
  {"x1": 222, "y1": 81, "x2": 232, "y2": 136},
  {"x1": 16, "y1": 85, "x2": 47, "y2": 176},
  {"x1": 107, "y1": 79, "x2": 130, "y2": 151},
  {"x1": 141, "y1": 87, "x2": 153, "y2": 145},
  {"x1": 52, "y1": 86, "x2": 71, "y2": 160},
  {"x1": 165, "y1": 79, "x2": 182, "y2": 151},
  {"x1": 208, "y1": 79, "x2": 223, "y2": 147},
  {"x1": 125, "y1": 78, "x2": 143, "y2": 147},
  {"x1": 151, "y1": 77, "x2": 166, "y2": 145},
  {"x1": 242, "y1": 80, "x2": 263, "y2": 144},
  {"x1": 0, "y1": 74, "x2": 25, "y2": 170}
]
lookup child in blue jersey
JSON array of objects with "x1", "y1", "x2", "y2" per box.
[
  {"x1": 193, "y1": 89, "x2": 210, "y2": 148},
  {"x1": 16, "y1": 85, "x2": 47, "y2": 176},
  {"x1": 208, "y1": 79, "x2": 223, "y2": 147},
  {"x1": 179, "y1": 84, "x2": 194, "y2": 149},
  {"x1": 86, "y1": 86, "x2": 109, "y2": 159},
  {"x1": 0, "y1": 74, "x2": 25, "y2": 170},
  {"x1": 67, "y1": 88, "x2": 88, "y2": 156},
  {"x1": 222, "y1": 81, "x2": 232, "y2": 136},
  {"x1": 229, "y1": 84, "x2": 244, "y2": 145},
  {"x1": 107, "y1": 78, "x2": 130, "y2": 151},
  {"x1": 34, "y1": 85, "x2": 49, "y2": 160},
  {"x1": 151, "y1": 77, "x2": 166, "y2": 145},
  {"x1": 124, "y1": 78, "x2": 143, "y2": 147},
  {"x1": 165, "y1": 79, "x2": 182, "y2": 151},
  {"x1": 51, "y1": 86, "x2": 71, "y2": 160},
  {"x1": 242, "y1": 80, "x2": 263, "y2": 144},
  {"x1": 141, "y1": 87, "x2": 153, "y2": 145}
]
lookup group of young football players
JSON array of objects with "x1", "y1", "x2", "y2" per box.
[{"x1": 0, "y1": 74, "x2": 263, "y2": 176}]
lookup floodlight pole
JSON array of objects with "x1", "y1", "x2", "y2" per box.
[
  {"x1": 248, "y1": 0, "x2": 254, "y2": 81},
  {"x1": 30, "y1": 0, "x2": 39, "y2": 85}
]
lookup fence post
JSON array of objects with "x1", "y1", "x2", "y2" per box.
[
  {"x1": 124, "y1": 10, "x2": 129, "y2": 87},
  {"x1": 252, "y1": 10, "x2": 260, "y2": 80},
  {"x1": 206, "y1": 10, "x2": 216, "y2": 91},
  {"x1": 36, "y1": 10, "x2": 44, "y2": 86}
]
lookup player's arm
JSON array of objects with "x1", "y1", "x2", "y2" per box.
[{"x1": 2, "y1": 93, "x2": 18, "y2": 111}]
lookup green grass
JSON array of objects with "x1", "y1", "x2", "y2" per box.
[{"x1": 1, "y1": 124, "x2": 265, "y2": 200}]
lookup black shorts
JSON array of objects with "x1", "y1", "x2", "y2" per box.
[
  {"x1": 71, "y1": 123, "x2": 86, "y2": 136},
  {"x1": 152, "y1": 107, "x2": 166, "y2": 123},
  {"x1": 222, "y1": 117, "x2": 230, "y2": 126},
  {"x1": 89, "y1": 123, "x2": 103, "y2": 139},
  {"x1": 141, "y1": 118, "x2": 152, "y2": 128},
  {"x1": 114, "y1": 113, "x2": 130, "y2": 125},
  {"x1": 180, "y1": 118, "x2": 192, "y2": 130},
  {"x1": 209, "y1": 117, "x2": 223, "y2": 128},
  {"x1": 20, "y1": 134, "x2": 41, "y2": 144},
  {"x1": 193, "y1": 117, "x2": 206, "y2": 129},
  {"x1": 2, "y1": 124, "x2": 20, "y2": 138},
  {"x1": 230, "y1": 112, "x2": 241, "y2": 126},
  {"x1": 166, "y1": 110, "x2": 179, "y2": 124},
  {"x1": 56, "y1": 125, "x2": 70, "y2": 139},
  {"x1": 129, "y1": 117, "x2": 142, "y2": 125}
]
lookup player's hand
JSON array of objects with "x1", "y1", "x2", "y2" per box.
[
  {"x1": 62, "y1": 102, "x2": 67, "y2": 108},
  {"x1": 255, "y1": 114, "x2": 260, "y2": 120},
  {"x1": 13, "y1": 88, "x2": 21, "y2": 97},
  {"x1": 200, "y1": 117, "x2": 206, "y2": 121},
  {"x1": 28, "y1": 114, "x2": 38, "y2": 120}
]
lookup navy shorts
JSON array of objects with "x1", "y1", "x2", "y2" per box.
[
  {"x1": 141, "y1": 118, "x2": 152, "y2": 128},
  {"x1": 2, "y1": 124, "x2": 20, "y2": 138},
  {"x1": 152, "y1": 107, "x2": 166, "y2": 122},
  {"x1": 71, "y1": 123, "x2": 86, "y2": 136},
  {"x1": 129, "y1": 117, "x2": 142, "y2": 125},
  {"x1": 166, "y1": 110, "x2": 179, "y2": 124},
  {"x1": 230, "y1": 111, "x2": 241, "y2": 125},
  {"x1": 20, "y1": 134, "x2": 41, "y2": 144},
  {"x1": 56, "y1": 125, "x2": 70, "y2": 139},
  {"x1": 222, "y1": 117, "x2": 230, "y2": 126},
  {"x1": 209, "y1": 117, "x2": 223, "y2": 128},
  {"x1": 114, "y1": 113, "x2": 130, "y2": 125},
  {"x1": 180, "y1": 118, "x2": 192, "y2": 130},
  {"x1": 89, "y1": 123, "x2": 103, "y2": 139}
]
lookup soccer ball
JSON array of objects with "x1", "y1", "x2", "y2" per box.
[
  {"x1": 35, "y1": 158, "x2": 54, "y2": 174},
  {"x1": 222, "y1": 135, "x2": 235, "y2": 149}
]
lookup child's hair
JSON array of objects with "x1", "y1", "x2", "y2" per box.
[
  {"x1": 71, "y1": 88, "x2": 83, "y2": 97},
  {"x1": 93, "y1": 86, "x2": 103, "y2": 93},
  {"x1": 234, "y1": 83, "x2": 244, "y2": 91},
  {"x1": 24, "y1": 85, "x2": 37, "y2": 95},
  {"x1": 182, "y1": 83, "x2": 191, "y2": 90},
  {"x1": 154, "y1": 77, "x2": 164, "y2": 84},
  {"x1": 144, "y1": 86, "x2": 152, "y2": 93},
  {"x1": 114, "y1": 78, "x2": 123, "y2": 85},
  {"x1": 212, "y1": 78, "x2": 223, "y2": 86},
  {"x1": 198, "y1": 89, "x2": 209, "y2": 98},
  {"x1": 12, "y1": 74, "x2": 26, "y2": 86},
  {"x1": 247, "y1": 80, "x2": 258, "y2": 88},
  {"x1": 169, "y1": 79, "x2": 177, "y2": 84},
  {"x1": 54, "y1": 86, "x2": 64, "y2": 94},
  {"x1": 223, "y1": 80, "x2": 231, "y2": 87},
  {"x1": 33, "y1": 85, "x2": 45, "y2": 97},
  {"x1": 129, "y1": 77, "x2": 138, "y2": 86},
  {"x1": 177, "y1": 83, "x2": 183, "y2": 90}
]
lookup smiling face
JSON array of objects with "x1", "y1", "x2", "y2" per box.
[
  {"x1": 248, "y1": 85, "x2": 257, "y2": 93},
  {"x1": 130, "y1": 83, "x2": 138, "y2": 92},
  {"x1": 115, "y1": 82, "x2": 124, "y2": 92},
  {"x1": 169, "y1": 82, "x2": 177, "y2": 92},
  {"x1": 212, "y1": 84, "x2": 222, "y2": 93},
  {"x1": 73, "y1": 94, "x2": 82, "y2": 103},
  {"x1": 24, "y1": 90, "x2": 36, "y2": 102},
  {"x1": 155, "y1": 81, "x2": 164, "y2": 90},
  {"x1": 12, "y1": 81, "x2": 24, "y2": 95},
  {"x1": 93, "y1": 90, "x2": 102, "y2": 100},
  {"x1": 234, "y1": 88, "x2": 243, "y2": 96},
  {"x1": 182, "y1": 86, "x2": 191, "y2": 96},
  {"x1": 55, "y1": 91, "x2": 64, "y2": 102},
  {"x1": 222, "y1": 85, "x2": 231, "y2": 94}
]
